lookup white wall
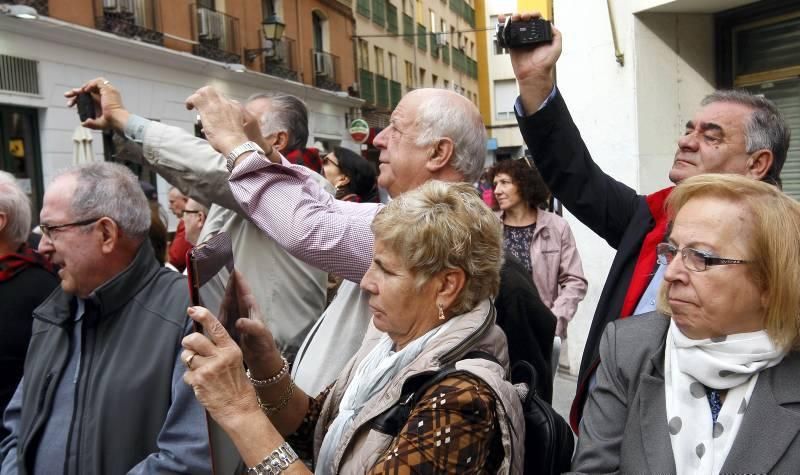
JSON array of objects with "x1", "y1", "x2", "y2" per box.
[
  {"x1": 0, "y1": 16, "x2": 360, "y2": 230},
  {"x1": 552, "y1": 0, "x2": 718, "y2": 372}
]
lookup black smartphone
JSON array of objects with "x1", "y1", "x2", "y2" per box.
[{"x1": 77, "y1": 93, "x2": 96, "y2": 122}]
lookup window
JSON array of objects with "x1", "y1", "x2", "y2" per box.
[
  {"x1": 262, "y1": 0, "x2": 282, "y2": 19},
  {"x1": 374, "y1": 46, "x2": 385, "y2": 75},
  {"x1": 432, "y1": 74, "x2": 438, "y2": 87},
  {"x1": 197, "y1": 0, "x2": 214, "y2": 10},
  {"x1": 494, "y1": 79, "x2": 517, "y2": 121},
  {"x1": 440, "y1": 19, "x2": 446, "y2": 37},
  {"x1": 312, "y1": 10, "x2": 328, "y2": 52},
  {"x1": 444, "y1": 79, "x2": 449, "y2": 89},
  {"x1": 416, "y1": 0, "x2": 424, "y2": 24},
  {"x1": 429, "y1": 9, "x2": 436, "y2": 32},
  {"x1": 388, "y1": 53, "x2": 398, "y2": 80},
  {"x1": 359, "y1": 39, "x2": 370, "y2": 69},
  {"x1": 405, "y1": 60, "x2": 413, "y2": 87},
  {"x1": 419, "y1": 67, "x2": 426, "y2": 87}
]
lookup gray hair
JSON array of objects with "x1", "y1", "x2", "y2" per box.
[
  {"x1": 246, "y1": 92, "x2": 309, "y2": 151},
  {"x1": 702, "y1": 90, "x2": 791, "y2": 186},
  {"x1": 57, "y1": 162, "x2": 150, "y2": 241},
  {"x1": 0, "y1": 171, "x2": 31, "y2": 246},
  {"x1": 413, "y1": 90, "x2": 487, "y2": 183}
]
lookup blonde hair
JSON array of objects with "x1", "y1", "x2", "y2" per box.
[
  {"x1": 657, "y1": 174, "x2": 800, "y2": 350},
  {"x1": 371, "y1": 180, "x2": 503, "y2": 315}
]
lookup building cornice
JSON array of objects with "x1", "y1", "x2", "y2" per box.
[{"x1": 0, "y1": 15, "x2": 363, "y2": 108}]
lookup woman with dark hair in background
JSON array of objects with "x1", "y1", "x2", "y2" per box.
[
  {"x1": 489, "y1": 158, "x2": 587, "y2": 370},
  {"x1": 322, "y1": 147, "x2": 378, "y2": 203}
]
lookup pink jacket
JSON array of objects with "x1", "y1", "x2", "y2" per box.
[{"x1": 501, "y1": 210, "x2": 588, "y2": 337}]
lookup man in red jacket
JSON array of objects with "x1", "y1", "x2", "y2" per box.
[{"x1": 167, "y1": 186, "x2": 192, "y2": 271}]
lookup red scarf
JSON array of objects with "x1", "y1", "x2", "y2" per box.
[
  {"x1": 620, "y1": 186, "x2": 674, "y2": 318},
  {"x1": 285, "y1": 147, "x2": 322, "y2": 174},
  {"x1": 0, "y1": 243, "x2": 56, "y2": 283}
]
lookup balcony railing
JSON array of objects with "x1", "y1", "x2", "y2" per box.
[
  {"x1": 356, "y1": 0, "x2": 370, "y2": 17},
  {"x1": 312, "y1": 50, "x2": 341, "y2": 92},
  {"x1": 417, "y1": 24, "x2": 427, "y2": 51},
  {"x1": 192, "y1": 6, "x2": 241, "y2": 64},
  {"x1": 386, "y1": 2, "x2": 398, "y2": 34},
  {"x1": 359, "y1": 69, "x2": 375, "y2": 104},
  {"x1": 96, "y1": 0, "x2": 163, "y2": 46},
  {"x1": 442, "y1": 43, "x2": 450, "y2": 64},
  {"x1": 263, "y1": 38, "x2": 298, "y2": 82},
  {"x1": 402, "y1": 14, "x2": 413, "y2": 45},
  {"x1": 375, "y1": 75, "x2": 389, "y2": 109},
  {"x1": 11, "y1": 0, "x2": 48, "y2": 16},
  {"x1": 389, "y1": 79, "x2": 402, "y2": 109}
]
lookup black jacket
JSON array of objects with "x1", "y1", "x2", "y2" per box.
[
  {"x1": 496, "y1": 256, "x2": 556, "y2": 403},
  {"x1": 517, "y1": 90, "x2": 659, "y2": 422},
  {"x1": 0, "y1": 265, "x2": 59, "y2": 438},
  {"x1": 9, "y1": 242, "x2": 202, "y2": 474}
]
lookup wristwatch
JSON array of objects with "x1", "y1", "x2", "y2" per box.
[
  {"x1": 247, "y1": 442, "x2": 299, "y2": 474},
  {"x1": 226, "y1": 141, "x2": 264, "y2": 172}
]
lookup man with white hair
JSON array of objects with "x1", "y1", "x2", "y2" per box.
[
  {"x1": 187, "y1": 86, "x2": 557, "y2": 400},
  {"x1": 0, "y1": 173, "x2": 58, "y2": 437},
  {"x1": 0, "y1": 163, "x2": 210, "y2": 474}
]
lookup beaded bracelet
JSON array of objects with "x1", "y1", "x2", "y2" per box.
[
  {"x1": 247, "y1": 356, "x2": 289, "y2": 388},
  {"x1": 256, "y1": 379, "x2": 296, "y2": 416}
]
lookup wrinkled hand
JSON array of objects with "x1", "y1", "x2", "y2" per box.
[
  {"x1": 182, "y1": 306, "x2": 260, "y2": 425},
  {"x1": 233, "y1": 271, "x2": 284, "y2": 378},
  {"x1": 500, "y1": 12, "x2": 563, "y2": 113},
  {"x1": 64, "y1": 77, "x2": 130, "y2": 131},
  {"x1": 185, "y1": 86, "x2": 249, "y2": 156}
]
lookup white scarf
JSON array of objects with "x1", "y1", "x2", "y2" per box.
[
  {"x1": 664, "y1": 319, "x2": 786, "y2": 474},
  {"x1": 315, "y1": 320, "x2": 453, "y2": 474}
]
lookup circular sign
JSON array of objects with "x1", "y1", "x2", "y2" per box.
[{"x1": 349, "y1": 118, "x2": 370, "y2": 144}]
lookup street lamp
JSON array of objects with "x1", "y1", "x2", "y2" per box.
[{"x1": 244, "y1": 14, "x2": 286, "y2": 63}]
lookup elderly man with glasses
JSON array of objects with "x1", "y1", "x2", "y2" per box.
[{"x1": 0, "y1": 162, "x2": 210, "y2": 475}]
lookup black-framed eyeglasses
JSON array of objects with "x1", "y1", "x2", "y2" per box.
[
  {"x1": 39, "y1": 217, "x2": 102, "y2": 239},
  {"x1": 181, "y1": 209, "x2": 203, "y2": 217},
  {"x1": 322, "y1": 155, "x2": 340, "y2": 168},
  {"x1": 656, "y1": 242, "x2": 749, "y2": 272}
]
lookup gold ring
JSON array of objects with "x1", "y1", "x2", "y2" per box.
[{"x1": 185, "y1": 353, "x2": 197, "y2": 369}]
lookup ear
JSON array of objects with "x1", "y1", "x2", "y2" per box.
[
  {"x1": 0, "y1": 211, "x2": 7, "y2": 235},
  {"x1": 199, "y1": 212, "x2": 207, "y2": 229},
  {"x1": 273, "y1": 131, "x2": 290, "y2": 153},
  {"x1": 97, "y1": 217, "x2": 120, "y2": 254},
  {"x1": 435, "y1": 267, "x2": 466, "y2": 315},
  {"x1": 337, "y1": 175, "x2": 351, "y2": 188},
  {"x1": 424, "y1": 137, "x2": 456, "y2": 174},
  {"x1": 746, "y1": 149, "x2": 774, "y2": 181}
]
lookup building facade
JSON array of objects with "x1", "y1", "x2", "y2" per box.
[
  {"x1": 352, "y1": 0, "x2": 480, "y2": 130},
  {"x1": 0, "y1": 0, "x2": 362, "y2": 228}
]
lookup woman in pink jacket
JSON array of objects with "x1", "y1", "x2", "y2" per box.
[{"x1": 490, "y1": 158, "x2": 587, "y2": 364}]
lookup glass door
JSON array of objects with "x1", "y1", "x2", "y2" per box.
[{"x1": 0, "y1": 106, "x2": 43, "y2": 224}]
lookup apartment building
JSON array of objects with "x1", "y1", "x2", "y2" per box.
[
  {"x1": 352, "y1": 0, "x2": 480, "y2": 131},
  {"x1": 0, "y1": 0, "x2": 361, "y2": 225}
]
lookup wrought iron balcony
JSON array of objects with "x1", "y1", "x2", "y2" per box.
[
  {"x1": 191, "y1": 6, "x2": 241, "y2": 64},
  {"x1": 10, "y1": 0, "x2": 47, "y2": 16},
  {"x1": 96, "y1": 0, "x2": 163, "y2": 46},
  {"x1": 312, "y1": 50, "x2": 341, "y2": 92},
  {"x1": 262, "y1": 38, "x2": 299, "y2": 82}
]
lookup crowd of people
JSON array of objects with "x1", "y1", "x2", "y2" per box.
[{"x1": 0, "y1": 10, "x2": 798, "y2": 475}]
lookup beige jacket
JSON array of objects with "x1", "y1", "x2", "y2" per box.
[{"x1": 312, "y1": 299, "x2": 525, "y2": 474}]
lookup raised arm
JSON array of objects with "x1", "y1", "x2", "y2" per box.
[{"x1": 507, "y1": 13, "x2": 642, "y2": 248}]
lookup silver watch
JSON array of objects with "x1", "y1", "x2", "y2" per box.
[
  {"x1": 247, "y1": 442, "x2": 298, "y2": 474},
  {"x1": 226, "y1": 141, "x2": 264, "y2": 172}
]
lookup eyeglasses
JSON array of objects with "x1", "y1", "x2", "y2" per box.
[
  {"x1": 656, "y1": 242, "x2": 749, "y2": 272},
  {"x1": 322, "y1": 155, "x2": 340, "y2": 168},
  {"x1": 182, "y1": 209, "x2": 203, "y2": 217},
  {"x1": 39, "y1": 217, "x2": 101, "y2": 239},
  {"x1": 515, "y1": 155, "x2": 534, "y2": 169}
]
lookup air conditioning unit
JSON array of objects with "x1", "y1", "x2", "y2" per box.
[
  {"x1": 435, "y1": 33, "x2": 448, "y2": 48},
  {"x1": 198, "y1": 9, "x2": 223, "y2": 39},
  {"x1": 104, "y1": 0, "x2": 134, "y2": 12},
  {"x1": 314, "y1": 51, "x2": 331, "y2": 76}
]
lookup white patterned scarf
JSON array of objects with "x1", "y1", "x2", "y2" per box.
[
  {"x1": 664, "y1": 319, "x2": 786, "y2": 474},
  {"x1": 315, "y1": 320, "x2": 453, "y2": 474}
]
